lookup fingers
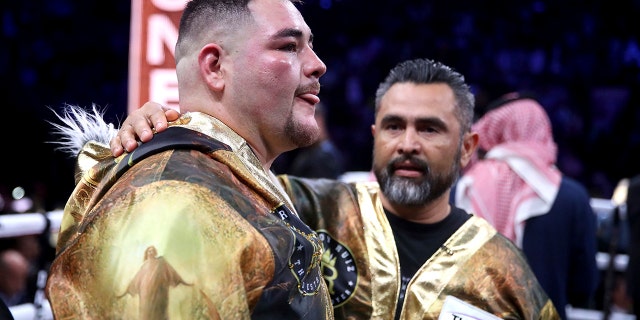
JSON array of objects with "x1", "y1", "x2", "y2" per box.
[
  {"x1": 110, "y1": 135, "x2": 125, "y2": 157},
  {"x1": 110, "y1": 121, "x2": 143, "y2": 157},
  {"x1": 138, "y1": 102, "x2": 177, "y2": 135},
  {"x1": 165, "y1": 108, "x2": 180, "y2": 122},
  {"x1": 109, "y1": 102, "x2": 176, "y2": 157},
  {"x1": 109, "y1": 131, "x2": 137, "y2": 157}
]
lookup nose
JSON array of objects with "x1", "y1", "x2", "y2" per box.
[
  {"x1": 304, "y1": 48, "x2": 327, "y2": 79},
  {"x1": 398, "y1": 129, "x2": 420, "y2": 155}
]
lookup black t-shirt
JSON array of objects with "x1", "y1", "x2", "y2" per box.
[
  {"x1": 384, "y1": 206, "x2": 471, "y2": 320},
  {"x1": 0, "y1": 298, "x2": 14, "y2": 320}
]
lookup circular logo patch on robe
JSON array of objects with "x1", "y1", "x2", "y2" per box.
[{"x1": 317, "y1": 231, "x2": 358, "y2": 306}]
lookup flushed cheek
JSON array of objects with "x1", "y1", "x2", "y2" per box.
[
  {"x1": 264, "y1": 55, "x2": 297, "y2": 79},
  {"x1": 243, "y1": 51, "x2": 292, "y2": 79}
]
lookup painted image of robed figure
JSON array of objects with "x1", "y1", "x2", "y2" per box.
[{"x1": 118, "y1": 245, "x2": 192, "y2": 320}]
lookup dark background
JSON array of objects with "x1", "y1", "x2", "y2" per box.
[{"x1": 1, "y1": 0, "x2": 639, "y2": 213}]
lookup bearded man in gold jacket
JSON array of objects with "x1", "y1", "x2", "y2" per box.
[{"x1": 277, "y1": 59, "x2": 560, "y2": 320}]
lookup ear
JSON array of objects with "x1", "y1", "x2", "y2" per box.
[
  {"x1": 460, "y1": 131, "x2": 479, "y2": 168},
  {"x1": 199, "y1": 43, "x2": 225, "y2": 91},
  {"x1": 371, "y1": 124, "x2": 376, "y2": 137}
]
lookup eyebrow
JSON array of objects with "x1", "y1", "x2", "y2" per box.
[
  {"x1": 380, "y1": 114, "x2": 403, "y2": 124},
  {"x1": 419, "y1": 117, "x2": 448, "y2": 131},
  {"x1": 272, "y1": 28, "x2": 314, "y2": 43},
  {"x1": 380, "y1": 114, "x2": 449, "y2": 131}
]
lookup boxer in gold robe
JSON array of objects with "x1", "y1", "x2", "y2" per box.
[{"x1": 44, "y1": 0, "x2": 333, "y2": 318}]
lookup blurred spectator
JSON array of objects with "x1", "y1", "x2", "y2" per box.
[
  {"x1": 611, "y1": 273, "x2": 633, "y2": 315},
  {"x1": 274, "y1": 102, "x2": 345, "y2": 179},
  {"x1": 0, "y1": 233, "x2": 51, "y2": 309},
  {"x1": 453, "y1": 92, "x2": 599, "y2": 319},
  {"x1": 627, "y1": 174, "x2": 640, "y2": 318},
  {"x1": 12, "y1": 235, "x2": 41, "y2": 267},
  {"x1": 0, "y1": 249, "x2": 30, "y2": 307}
]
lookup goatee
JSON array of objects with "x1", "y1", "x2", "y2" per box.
[{"x1": 374, "y1": 152, "x2": 460, "y2": 207}]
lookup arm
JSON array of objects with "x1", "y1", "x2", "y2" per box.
[{"x1": 110, "y1": 102, "x2": 180, "y2": 157}]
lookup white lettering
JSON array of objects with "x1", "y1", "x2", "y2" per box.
[
  {"x1": 147, "y1": 14, "x2": 178, "y2": 65},
  {"x1": 278, "y1": 209, "x2": 289, "y2": 220},
  {"x1": 150, "y1": 69, "x2": 179, "y2": 110},
  {"x1": 151, "y1": 0, "x2": 187, "y2": 11}
]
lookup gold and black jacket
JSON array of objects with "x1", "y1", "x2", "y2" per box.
[
  {"x1": 279, "y1": 176, "x2": 560, "y2": 320},
  {"x1": 46, "y1": 112, "x2": 333, "y2": 320}
]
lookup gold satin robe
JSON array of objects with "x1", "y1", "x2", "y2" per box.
[
  {"x1": 45, "y1": 112, "x2": 333, "y2": 320},
  {"x1": 279, "y1": 176, "x2": 560, "y2": 320}
]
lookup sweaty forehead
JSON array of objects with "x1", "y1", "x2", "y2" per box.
[{"x1": 248, "y1": 0, "x2": 309, "y2": 33}]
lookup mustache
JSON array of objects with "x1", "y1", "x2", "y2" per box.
[
  {"x1": 296, "y1": 82, "x2": 321, "y2": 96},
  {"x1": 388, "y1": 155, "x2": 430, "y2": 174}
]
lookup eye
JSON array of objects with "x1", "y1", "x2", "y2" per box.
[
  {"x1": 384, "y1": 123, "x2": 402, "y2": 132},
  {"x1": 379, "y1": 116, "x2": 405, "y2": 134},
  {"x1": 280, "y1": 43, "x2": 298, "y2": 52},
  {"x1": 416, "y1": 119, "x2": 446, "y2": 134},
  {"x1": 421, "y1": 126, "x2": 438, "y2": 134}
]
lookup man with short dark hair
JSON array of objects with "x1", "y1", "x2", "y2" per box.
[{"x1": 45, "y1": 0, "x2": 333, "y2": 318}]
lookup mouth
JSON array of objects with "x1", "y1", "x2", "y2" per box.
[
  {"x1": 391, "y1": 159, "x2": 427, "y2": 178},
  {"x1": 297, "y1": 92, "x2": 320, "y2": 105},
  {"x1": 296, "y1": 83, "x2": 321, "y2": 105},
  {"x1": 393, "y1": 167, "x2": 423, "y2": 178}
]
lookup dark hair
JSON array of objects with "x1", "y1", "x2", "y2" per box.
[
  {"x1": 176, "y1": 0, "x2": 251, "y2": 58},
  {"x1": 175, "y1": 0, "x2": 303, "y2": 59},
  {"x1": 374, "y1": 58, "x2": 475, "y2": 134}
]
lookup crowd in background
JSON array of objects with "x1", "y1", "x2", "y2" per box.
[{"x1": 1, "y1": 0, "x2": 639, "y2": 212}]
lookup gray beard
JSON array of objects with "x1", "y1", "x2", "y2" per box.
[
  {"x1": 374, "y1": 150, "x2": 461, "y2": 207},
  {"x1": 380, "y1": 176, "x2": 432, "y2": 206}
]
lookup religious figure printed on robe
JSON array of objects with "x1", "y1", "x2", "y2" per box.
[{"x1": 118, "y1": 245, "x2": 192, "y2": 319}]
